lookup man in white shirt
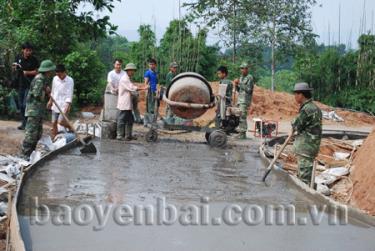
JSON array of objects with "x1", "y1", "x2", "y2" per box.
[
  {"x1": 105, "y1": 58, "x2": 142, "y2": 123},
  {"x1": 47, "y1": 64, "x2": 74, "y2": 138},
  {"x1": 106, "y1": 59, "x2": 126, "y2": 94}
]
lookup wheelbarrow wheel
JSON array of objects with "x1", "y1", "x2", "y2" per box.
[
  {"x1": 208, "y1": 130, "x2": 227, "y2": 148},
  {"x1": 205, "y1": 132, "x2": 211, "y2": 143},
  {"x1": 145, "y1": 129, "x2": 158, "y2": 142}
]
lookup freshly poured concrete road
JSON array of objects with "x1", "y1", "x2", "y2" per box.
[{"x1": 18, "y1": 140, "x2": 375, "y2": 251}]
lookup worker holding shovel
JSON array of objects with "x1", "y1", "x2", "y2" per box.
[
  {"x1": 20, "y1": 60, "x2": 56, "y2": 160},
  {"x1": 291, "y1": 83, "x2": 322, "y2": 185}
]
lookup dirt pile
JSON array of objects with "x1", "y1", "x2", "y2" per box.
[
  {"x1": 250, "y1": 86, "x2": 375, "y2": 126},
  {"x1": 350, "y1": 129, "x2": 375, "y2": 215},
  {"x1": 133, "y1": 83, "x2": 375, "y2": 127}
]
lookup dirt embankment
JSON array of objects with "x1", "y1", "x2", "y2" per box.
[
  {"x1": 133, "y1": 83, "x2": 375, "y2": 127},
  {"x1": 250, "y1": 86, "x2": 375, "y2": 126},
  {"x1": 0, "y1": 121, "x2": 24, "y2": 155},
  {"x1": 350, "y1": 129, "x2": 375, "y2": 215}
]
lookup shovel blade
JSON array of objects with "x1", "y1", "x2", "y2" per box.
[{"x1": 80, "y1": 143, "x2": 97, "y2": 154}]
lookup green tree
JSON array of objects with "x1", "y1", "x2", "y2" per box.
[
  {"x1": 127, "y1": 25, "x2": 157, "y2": 81},
  {"x1": 185, "y1": 0, "x2": 317, "y2": 91},
  {"x1": 0, "y1": 0, "x2": 118, "y2": 61},
  {"x1": 64, "y1": 48, "x2": 105, "y2": 105}
]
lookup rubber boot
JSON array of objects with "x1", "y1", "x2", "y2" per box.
[
  {"x1": 116, "y1": 123, "x2": 125, "y2": 140},
  {"x1": 125, "y1": 124, "x2": 137, "y2": 141}
]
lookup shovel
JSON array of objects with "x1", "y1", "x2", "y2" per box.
[
  {"x1": 262, "y1": 129, "x2": 294, "y2": 182},
  {"x1": 49, "y1": 96, "x2": 97, "y2": 154}
]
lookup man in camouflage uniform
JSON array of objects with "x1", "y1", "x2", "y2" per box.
[
  {"x1": 234, "y1": 62, "x2": 254, "y2": 139},
  {"x1": 165, "y1": 62, "x2": 178, "y2": 122},
  {"x1": 20, "y1": 60, "x2": 56, "y2": 159},
  {"x1": 291, "y1": 83, "x2": 322, "y2": 185}
]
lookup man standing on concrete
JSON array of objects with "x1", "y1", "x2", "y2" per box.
[
  {"x1": 20, "y1": 60, "x2": 56, "y2": 159},
  {"x1": 144, "y1": 58, "x2": 159, "y2": 125},
  {"x1": 292, "y1": 83, "x2": 322, "y2": 185},
  {"x1": 117, "y1": 63, "x2": 147, "y2": 141},
  {"x1": 165, "y1": 62, "x2": 178, "y2": 122},
  {"x1": 12, "y1": 42, "x2": 39, "y2": 130},
  {"x1": 217, "y1": 66, "x2": 233, "y2": 106},
  {"x1": 234, "y1": 62, "x2": 254, "y2": 139},
  {"x1": 105, "y1": 59, "x2": 142, "y2": 124},
  {"x1": 47, "y1": 64, "x2": 74, "y2": 138}
]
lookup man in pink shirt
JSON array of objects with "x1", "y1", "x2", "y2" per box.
[{"x1": 117, "y1": 63, "x2": 147, "y2": 141}]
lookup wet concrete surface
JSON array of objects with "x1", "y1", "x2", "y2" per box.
[{"x1": 18, "y1": 140, "x2": 375, "y2": 251}]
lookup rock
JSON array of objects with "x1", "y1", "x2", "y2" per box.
[
  {"x1": 333, "y1": 152, "x2": 350, "y2": 160},
  {"x1": 315, "y1": 173, "x2": 338, "y2": 186},
  {"x1": 351, "y1": 139, "x2": 364, "y2": 147},
  {"x1": 0, "y1": 202, "x2": 8, "y2": 216},
  {"x1": 81, "y1": 112, "x2": 95, "y2": 119},
  {"x1": 38, "y1": 135, "x2": 55, "y2": 151},
  {"x1": 30, "y1": 151, "x2": 42, "y2": 165},
  {"x1": 0, "y1": 187, "x2": 8, "y2": 201},
  {"x1": 324, "y1": 167, "x2": 349, "y2": 177},
  {"x1": 0, "y1": 173, "x2": 15, "y2": 185},
  {"x1": 316, "y1": 164, "x2": 327, "y2": 172},
  {"x1": 317, "y1": 184, "x2": 331, "y2": 196}
]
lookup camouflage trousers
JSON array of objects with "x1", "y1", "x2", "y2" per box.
[
  {"x1": 21, "y1": 116, "x2": 43, "y2": 157},
  {"x1": 238, "y1": 101, "x2": 251, "y2": 134},
  {"x1": 297, "y1": 154, "x2": 314, "y2": 185}
]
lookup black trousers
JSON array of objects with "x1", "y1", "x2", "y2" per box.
[{"x1": 117, "y1": 110, "x2": 134, "y2": 137}]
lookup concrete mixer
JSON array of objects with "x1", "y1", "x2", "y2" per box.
[{"x1": 144, "y1": 72, "x2": 241, "y2": 148}]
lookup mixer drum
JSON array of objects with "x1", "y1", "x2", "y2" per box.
[{"x1": 166, "y1": 72, "x2": 214, "y2": 119}]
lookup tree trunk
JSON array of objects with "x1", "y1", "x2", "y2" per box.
[
  {"x1": 271, "y1": 41, "x2": 275, "y2": 92},
  {"x1": 232, "y1": 0, "x2": 237, "y2": 64},
  {"x1": 271, "y1": 19, "x2": 276, "y2": 92}
]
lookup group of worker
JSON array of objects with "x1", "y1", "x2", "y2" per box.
[
  {"x1": 12, "y1": 42, "x2": 321, "y2": 187},
  {"x1": 216, "y1": 63, "x2": 255, "y2": 139},
  {"x1": 12, "y1": 43, "x2": 74, "y2": 159}
]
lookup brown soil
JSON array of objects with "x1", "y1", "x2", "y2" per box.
[
  {"x1": 96, "y1": 83, "x2": 375, "y2": 128},
  {"x1": 249, "y1": 85, "x2": 375, "y2": 126},
  {"x1": 350, "y1": 129, "x2": 375, "y2": 216},
  {"x1": 0, "y1": 121, "x2": 51, "y2": 156},
  {"x1": 0, "y1": 121, "x2": 24, "y2": 155}
]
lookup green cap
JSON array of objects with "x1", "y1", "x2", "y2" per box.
[
  {"x1": 124, "y1": 63, "x2": 137, "y2": 71},
  {"x1": 38, "y1": 60, "x2": 56, "y2": 73},
  {"x1": 240, "y1": 62, "x2": 249, "y2": 68},
  {"x1": 169, "y1": 62, "x2": 178, "y2": 68}
]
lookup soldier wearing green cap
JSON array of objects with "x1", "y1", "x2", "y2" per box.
[
  {"x1": 165, "y1": 62, "x2": 178, "y2": 122},
  {"x1": 21, "y1": 60, "x2": 56, "y2": 159},
  {"x1": 234, "y1": 62, "x2": 254, "y2": 139},
  {"x1": 292, "y1": 82, "x2": 322, "y2": 185}
]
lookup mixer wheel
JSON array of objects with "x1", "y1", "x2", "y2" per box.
[
  {"x1": 145, "y1": 129, "x2": 158, "y2": 142},
  {"x1": 205, "y1": 132, "x2": 211, "y2": 142},
  {"x1": 208, "y1": 130, "x2": 227, "y2": 148}
]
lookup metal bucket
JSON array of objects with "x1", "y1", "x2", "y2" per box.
[{"x1": 165, "y1": 72, "x2": 215, "y2": 119}]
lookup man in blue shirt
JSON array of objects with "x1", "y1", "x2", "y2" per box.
[{"x1": 144, "y1": 58, "x2": 159, "y2": 125}]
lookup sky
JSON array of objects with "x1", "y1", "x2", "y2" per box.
[{"x1": 89, "y1": 0, "x2": 375, "y2": 49}]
